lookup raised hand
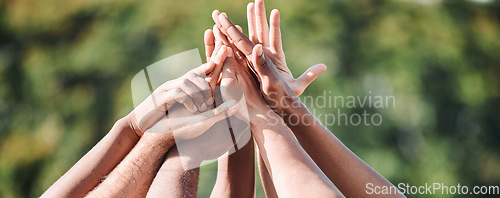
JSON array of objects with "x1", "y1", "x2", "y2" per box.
[
  {"x1": 127, "y1": 45, "x2": 228, "y2": 137},
  {"x1": 212, "y1": 9, "x2": 321, "y2": 114},
  {"x1": 247, "y1": 0, "x2": 326, "y2": 96}
]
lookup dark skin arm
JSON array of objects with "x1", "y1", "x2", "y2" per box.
[
  {"x1": 213, "y1": 9, "x2": 404, "y2": 197},
  {"x1": 210, "y1": 136, "x2": 255, "y2": 198},
  {"x1": 219, "y1": 49, "x2": 340, "y2": 198}
]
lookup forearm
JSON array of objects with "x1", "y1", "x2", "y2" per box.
[
  {"x1": 211, "y1": 135, "x2": 255, "y2": 198},
  {"x1": 42, "y1": 118, "x2": 139, "y2": 198},
  {"x1": 281, "y1": 99, "x2": 401, "y2": 197},
  {"x1": 147, "y1": 146, "x2": 199, "y2": 198},
  {"x1": 250, "y1": 111, "x2": 340, "y2": 198},
  {"x1": 257, "y1": 153, "x2": 278, "y2": 198},
  {"x1": 86, "y1": 133, "x2": 174, "y2": 197}
]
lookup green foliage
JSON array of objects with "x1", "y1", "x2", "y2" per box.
[{"x1": 0, "y1": 0, "x2": 499, "y2": 197}]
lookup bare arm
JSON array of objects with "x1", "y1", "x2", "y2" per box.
[
  {"x1": 213, "y1": 8, "x2": 403, "y2": 197},
  {"x1": 257, "y1": 153, "x2": 278, "y2": 198},
  {"x1": 210, "y1": 135, "x2": 255, "y2": 198},
  {"x1": 251, "y1": 110, "x2": 341, "y2": 198},
  {"x1": 218, "y1": 52, "x2": 340, "y2": 198},
  {"x1": 85, "y1": 132, "x2": 174, "y2": 197},
  {"x1": 147, "y1": 146, "x2": 199, "y2": 198},
  {"x1": 42, "y1": 118, "x2": 139, "y2": 198}
]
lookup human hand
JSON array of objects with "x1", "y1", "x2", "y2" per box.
[
  {"x1": 125, "y1": 46, "x2": 228, "y2": 137},
  {"x1": 212, "y1": 0, "x2": 326, "y2": 96},
  {"x1": 246, "y1": 0, "x2": 326, "y2": 96},
  {"x1": 219, "y1": 46, "x2": 271, "y2": 118},
  {"x1": 212, "y1": 8, "x2": 324, "y2": 114}
]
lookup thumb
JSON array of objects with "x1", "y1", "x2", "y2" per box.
[
  {"x1": 251, "y1": 44, "x2": 275, "y2": 80},
  {"x1": 296, "y1": 64, "x2": 327, "y2": 95}
]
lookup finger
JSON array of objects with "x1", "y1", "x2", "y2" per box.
[
  {"x1": 218, "y1": 13, "x2": 255, "y2": 57},
  {"x1": 269, "y1": 9, "x2": 283, "y2": 53},
  {"x1": 190, "y1": 74, "x2": 214, "y2": 108},
  {"x1": 221, "y1": 50, "x2": 237, "y2": 86},
  {"x1": 212, "y1": 10, "x2": 222, "y2": 31},
  {"x1": 251, "y1": 44, "x2": 274, "y2": 77},
  {"x1": 235, "y1": 25, "x2": 244, "y2": 34},
  {"x1": 212, "y1": 10, "x2": 228, "y2": 36},
  {"x1": 173, "y1": 100, "x2": 239, "y2": 140},
  {"x1": 255, "y1": 0, "x2": 269, "y2": 47},
  {"x1": 247, "y1": 2, "x2": 258, "y2": 43},
  {"x1": 198, "y1": 43, "x2": 224, "y2": 75},
  {"x1": 231, "y1": 25, "x2": 248, "y2": 66},
  {"x1": 296, "y1": 64, "x2": 327, "y2": 95},
  {"x1": 204, "y1": 29, "x2": 215, "y2": 62},
  {"x1": 172, "y1": 89, "x2": 198, "y2": 113},
  {"x1": 180, "y1": 79, "x2": 208, "y2": 112},
  {"x1": 213, "y1": 24, "x2": 230, "y2": 46},
  {"x1": 208, "y1": 46, "x2": 228, "y2": 87}
]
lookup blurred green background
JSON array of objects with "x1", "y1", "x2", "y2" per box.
[{"x1": 0, "y1": 0, "x2": 499, "y2": 197}]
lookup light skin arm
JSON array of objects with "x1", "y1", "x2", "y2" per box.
[
  {"x1": 43, "y1": 44, "x2": 230, "y2": 197},
  {"x1": 85, "y1": 132, "x2": 175, "y2": 197},
  {"x1": 213, "y1": 8, "x2": 403, "y2": 197},
  {"x1": 86, "y1": 99, "x2": 239, "y2": 197},
  {"x1": 146, "y1": 146, "x2": 200, "y2": 198},
  {"x1": 42, "y1": 118, "x2": 139, "y2": 198},
  {"x1": 206, "y1": 28, "x2": 256, "y2": 198}
]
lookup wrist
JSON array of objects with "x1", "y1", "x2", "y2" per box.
[
  {"x1": 249, "y1": 108, "x2": 285, "y2": 131},
  {"x1": 121, "y1": 113, "x2": 145, "y2": 138},
  {"x1": 114, "y1": 116, "x2": 141, "y2": 142}
]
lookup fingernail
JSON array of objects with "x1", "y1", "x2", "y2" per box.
[
  {"x1": 256, "y1": 45, "x2": 263, "y2": 56},
  {"x1": 201, "y1": 103, "x2": 207, "y2": 111},
  {"x1": 207, "y1": 97, "x2": 214, "y2": 106},
  {"x1": 227, "y1": 47, "x2": 233, "y2": 58},
  {"x1": 192, "y1": 105, "x2": 198, "y2": 112}
]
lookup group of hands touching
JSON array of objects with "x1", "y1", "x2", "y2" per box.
[{"x1": 43, "y1": 0, "x2": 403, "y2": 197}]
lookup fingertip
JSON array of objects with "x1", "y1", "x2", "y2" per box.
[
  {"x1": 314, "y1": 64, "x2": 327, "y2": 74},
  {"x1": 235, "y1": 25, "x2": 243, "y2": 33},
  {"x1": 247, "y1": 2, "x2": 255, "y2": 10},
  {"x1": 226, "y1": 47, "x2": 233, "y2": 58},
  {"x1": 271, "y1": 9, "x2": 280, "y2": 15},
  {"x1": 254, "y1": 44, "x2": 263, "y2": 56},
  {"x1": 204, "y1": 29, "x2": 214, "y2": 40},
  {"x1": 212, "y1": 10, "x2": 220, "y2": 16},
  {"x1": 204, "y1": 63, "x2": 215, "y2": 73},
  {"x1": 219, "y1": 46, "x2": 228, "y2": 57},
  {"x1": 212, "y1": 10, "x2": 220, "y2": 23}
]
